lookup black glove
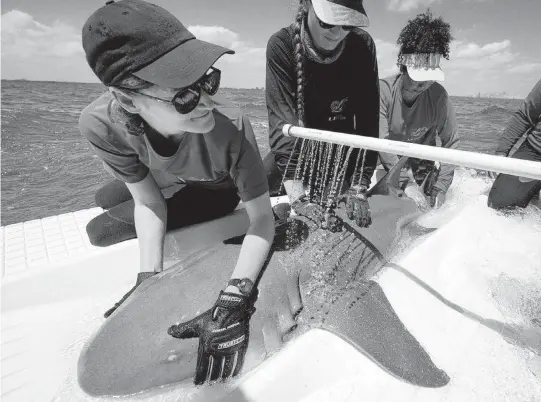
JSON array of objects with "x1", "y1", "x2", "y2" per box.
[
  {"x1": 168, "y1": 290, "x2": 258, "y2": 385},
  {"x1": 421, "y1": 164, "x2": 440, "y2": 197},
  {"x1": 338, "y1": 186, "x2": 372, "y2": 228},
  {"x1": 292, "y1": 195, "x2": 343, "y2": 232}
]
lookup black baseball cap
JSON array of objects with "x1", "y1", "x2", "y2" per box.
[{"x1": 82, "y1": 0, "x2": 234, "y2": 88}]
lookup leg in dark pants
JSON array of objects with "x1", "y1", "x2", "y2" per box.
[
  {"x1": 87, "y1": 180, "x2": 240, "y2": 247},
  {"x1": 488, "y1": 141, "x2": 541, "y2": 210},
  {"x1": 263, "y1": 153, "x2": 287, "y2": 197}
]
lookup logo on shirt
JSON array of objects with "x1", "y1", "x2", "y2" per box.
[
  {"x1": 330, "y1": 97, "x2": 348, "y2": 113},
  {"x1": 329, "y1": 97, "x2": 348, "y2": 122},
  {"x1": 405, "y1": 126, "x2": 430, "y2": 142}
]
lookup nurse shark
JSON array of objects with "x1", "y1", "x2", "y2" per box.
[{"x1": 78, "y1": 157, "x2": 449, "y2": 398}]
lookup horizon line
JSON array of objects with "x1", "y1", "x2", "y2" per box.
[{"x1": 1, "y1": 78, "x2": 521, "y2": 99}]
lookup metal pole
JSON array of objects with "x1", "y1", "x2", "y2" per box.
[{"x1": 282, "y1": 124, "x2": 541, "y2": 180}]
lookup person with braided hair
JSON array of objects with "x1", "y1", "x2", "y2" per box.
[
  {"x1": 378, "y1": 10, "x2": 460, "y2": 209},
  {"x1": 265, "y1": 0, "x2": 379, "y2": 230}
]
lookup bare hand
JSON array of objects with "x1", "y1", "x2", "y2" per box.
[{"x1": 404, "y1": 184, "x2": 429, "y2": 210}]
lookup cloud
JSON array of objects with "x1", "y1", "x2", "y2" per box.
[
  {"x1": 387, "y1": 0, "x2": 440, "y2": 12},
  {"x1": 447, "y1": 39, "x2": 517, "y2": 70},
  {"x1": 370, "y1": 34, "x2": 537, "y2": 97},
  {"x1": 0, "y1": 11, "x2": 265, "y2": 87},
  {"x1": 439, "y1": 38, "x2": 540, "y2": 97},
  {"x1": 506, "y1": 63, "x2": 541, "y2": 74},
  {"x1": 2, "y1": 10, "x2": 83, "y2": 59},
  {"x1": 454, "y1": 39, "x2": 511, "y2": 58},
  {"x1": 188, "y1": 25, "x2": 266, "y2": 88},
  {"x1": 374, "y1": 39, "x2": 400, "y2": 77},
  {"x1": 1, "y1": 10, "x2": 97, "y2": 82}
]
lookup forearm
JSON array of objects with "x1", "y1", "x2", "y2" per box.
[
  {"x1": 437, "y1": 161, "x2": 458, "y2": 194},
  {"x1": 435, "y1": 101, "x2": 460, "y2": 193},
  {"x1": 230, "y1": 213, "x2": 275, "y2": 283},
  {"x1": 433, "y1": 167, "x2": 454, "y2": 194},
  {"x1": 497, "y1": 79, "x2": 541, "y2": 155},
  {"x1": 133, "y1": 200, "x2": 167, "y2": 273},
  {"x1": 495, "y1": 112, "x2": 530, "y2": 156},
  {"x1": 359, "y1": 150, "x2": 378, "y2": 187}
]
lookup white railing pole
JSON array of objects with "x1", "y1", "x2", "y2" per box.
[{"x1": 282, "y1": 124, "x2": 541, "y2": 180}]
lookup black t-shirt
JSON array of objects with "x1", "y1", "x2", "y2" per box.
[{"x1": 265, "y1": 24, "x2": 380, "y2": 187}]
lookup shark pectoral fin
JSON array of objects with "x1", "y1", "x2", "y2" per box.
[
  {"x1": 405, "y1": 223, "x2": 438, "y2": 237},
  {"x1": 304, "y1": 280, "x2": 450, "y2": 388}
]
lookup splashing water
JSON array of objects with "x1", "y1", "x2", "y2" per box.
[{"x1": 44, "y1": 168, "x2": 541, "y2": 402}]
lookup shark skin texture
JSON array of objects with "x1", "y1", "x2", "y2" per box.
[{"x1": 77, "y1": 157, "x2": 448, "y2": 397}]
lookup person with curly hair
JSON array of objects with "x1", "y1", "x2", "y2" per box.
[
  {"x1": 379, "y1": 10, "x2": 461, "y2": 209},
  {"x1": 487, "y1": 78, "x2": 541, "y2": 210},
  {"x1": 264, "y1": 0, "x2": 379, "y2": 230}
]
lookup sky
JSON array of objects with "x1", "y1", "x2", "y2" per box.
[{"x1": 1, "y1": 0, "x2": 540, "y2": 97}]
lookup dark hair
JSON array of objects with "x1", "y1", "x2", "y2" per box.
[
  {"x1": 293, "y1": 0, "x2": 309, "y2": 126},
  {"x1": 108, "y1": 74, "x2": 153, "y2": 136},
  {"x1": 396, "y1": 9, "x2": 453, "y2": 69}
]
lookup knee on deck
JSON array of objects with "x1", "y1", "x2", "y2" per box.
[{"x1": 86, "y1": 213, "x2": 135, "y2": 247}]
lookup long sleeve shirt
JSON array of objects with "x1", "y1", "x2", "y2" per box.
[
  {"x1": 379, "y1": 74, "x2": 460, "y2": 194},
  {"x1": 495, "y1": 78, "x2": 541, "y2": 156},
  {"x1": 265, "y1": 24, "x2": 380, "y2": 188}
]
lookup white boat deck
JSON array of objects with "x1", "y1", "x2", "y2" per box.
[
  {"x1": 1, "y1": 208, "x2": 105, "y2": 279},
  {"x1": 2, "y1": 184, "x2": 540, "y2": 402}
]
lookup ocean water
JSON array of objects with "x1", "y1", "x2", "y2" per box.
[
  {"x1": 3, "y1": 80, "x2": 541, "y2": 402},
  {"x1": 1, "y1": 79, "x2": 524, "y2": 226}
]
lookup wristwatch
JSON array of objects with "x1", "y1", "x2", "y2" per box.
[{"x1": 228, "y1": 278, "x2": 255, "y2": 296}]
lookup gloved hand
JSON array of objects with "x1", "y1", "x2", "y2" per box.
[
  {"x1": 168, "y1": 290, "x2": 258, "y2": 385},
  {"x1": 291, "y1": 195, "x2": 342, "y2": 232},
  {"x1": 338, "y1": 186, "x2": 372, "y2": 228},
  {"x1": 429, "y1": 189, "x2": 446, "y2": 209}
]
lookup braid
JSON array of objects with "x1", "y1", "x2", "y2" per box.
[
  {"x1": 293, "y1": 1, "x2": 308, "y2": 127},
  {"x1": 278, "y1": 1, "x2": 308, "y2": 190}
]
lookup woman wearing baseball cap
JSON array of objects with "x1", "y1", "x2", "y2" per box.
[
  {"x1": 378, "y1": 10, "x2": 461, "y2": 209},
  {"x1": 80, "y1": 0, "x2": 274, "y2": 384},
  {"x1": 264, "y1": 0, "x2": 378, "y2": 231}
]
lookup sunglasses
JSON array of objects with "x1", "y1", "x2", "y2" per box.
[
  {"x1": 124, "y1": 67, "x2": 221, "y2": 115},
  {"x1": 316, "y1": 14, "x2": 355, "y2": 31}
]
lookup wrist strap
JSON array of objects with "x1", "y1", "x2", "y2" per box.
[{"x1": 216, "y1": 291, "x2": 247, "y2": 309}]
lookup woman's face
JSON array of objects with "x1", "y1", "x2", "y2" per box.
[
  {"x1": 402, "y1": 73, "x2": 435, "y2": 97},
  {"x1": 129, "y1": 85, "x2": 216, "y2": 136},
  {"x1": 306, "y1": 4, "x2": 350, "y2": 52}
]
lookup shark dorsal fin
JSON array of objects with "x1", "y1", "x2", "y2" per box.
[{"x1": 367, "y1": 156, "x2": 410, "y2": 197}]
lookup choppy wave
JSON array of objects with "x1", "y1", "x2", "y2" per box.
[
  {"x1": 0, "y1": 80, "x2": 528, "y2": 225},
  {"x1": 478, "y1": 104, "x2": 515, "y2": 116}
]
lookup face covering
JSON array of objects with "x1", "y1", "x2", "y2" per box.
[{"x1": 300, "y1": 18, "x2": 346, "y2": 64}]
